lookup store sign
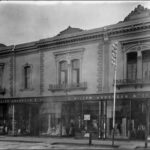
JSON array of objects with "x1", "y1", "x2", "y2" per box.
[{"x1": 84, "y1": 114, "x2": 90, "y2": 120}]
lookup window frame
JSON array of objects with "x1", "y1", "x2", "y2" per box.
[
  {"x1": 59, "y1": 61, "x2": 68, "y2": 85},
  {"x1": 127, "y1": 52, "x2": 137, "y2": 80},
  {"x1": 71, "y1": 59, "x2": 80, "y2": 84},
  {"x1": 0, "y1": 63, "x2": 4, "y2": 88},
  {"x1": 22, "y1": 63, "x2": 33, "y2": 90}
]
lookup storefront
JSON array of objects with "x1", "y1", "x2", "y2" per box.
[
  {"x1": 39, "y1": 100, "x2": 107, "y2": 139},
  {"x1": 0, "y1": 92, "x2": 149, "y2": 140}
]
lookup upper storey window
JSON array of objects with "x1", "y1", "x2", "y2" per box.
[
  {"x1": 49, "y1": 48, "x2": 87, "y2": 92},
  {"x1": 0, "y1": 64, "x2": 4, "y2": 88},
  {"x1": 59, "y1": 61, "x2": 68, "y2": 85},
  {"x1": 142, "y1": 51, "x2": 150, "y2": 81},
  {"x1": 24, "y1": 64, "x2": 32, "y2": 89},
  {"x1": 127, "y1": 52, "x2": 137, "y2": 80},
  {"x1": 71, "y1": 59, "x2": 80, "y2": 84}
]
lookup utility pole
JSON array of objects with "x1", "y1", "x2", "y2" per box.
[
  {"x1": 112, "y1": 65, "x2": 117, "y2": 146},
  {"x1": 111, "y1": 42, "x2": 119, "y2": 146},
  {"x1": 12, "y1": 45, "x2": 16, "y2": 136}
]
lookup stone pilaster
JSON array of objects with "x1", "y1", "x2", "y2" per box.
[
  {"x1": 103, "y1": 41, "x2": 110, "y2": 93},
  {"x1": 97, "y1": 42, "x2": 104, "y2": 93},
  {"x1": 40, "y1": 50, "x2": 44, "y2": 95},
  {"x1": 9, "y1": 53, "x2": 16, "y2": 97},
  {"x1": 9, "y1": 55, "x2": 13, "y2": 97},
  {"x1": 137, "y1": 48, "x2": 142, "y2": 80}
]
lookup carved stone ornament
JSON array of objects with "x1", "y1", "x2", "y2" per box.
[
  {"x1": 123, "y1": 5, "x2": 150, "y2": 22},
  {"x1": 57, "y1": 26, "x2": 84, "y2": 36}
]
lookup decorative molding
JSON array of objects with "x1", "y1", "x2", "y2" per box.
[
  {"x1": 0, "y1": 20, "x2": 149, "y2": 57},
  {"x1": 123, "y1": 5, "x2": 150, "y2": 22},
  {"x1": 124, "y1": 43, "x2": 150, "y2": 53},
  {"x1": 53, "y1": 48, "x2": 85, "y2": 85},
  {"x1": 57, "y1": 26, "x2": 84, "y2": 36},
  {"x1": 53, "y1": 48, "x2": 85, "y2": 59}
]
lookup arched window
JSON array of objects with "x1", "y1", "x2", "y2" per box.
[
  {"x1": 142, "y1": 51, "x2": 150, "y2": 81},
  {"x1": 59, "y1": 61, "x2": 68, "y2": 85},
  {"x1": 71, "y1": 59, "x2": 80, "y2": 84},
  {"x1": 24, "y1": 65, "x2": 31, "y2": 89},
  {"x1": 127, "y1": 52, "x2": 137, "y2": 80}
]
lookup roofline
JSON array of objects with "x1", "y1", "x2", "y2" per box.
[{"x1": 0, "y1": 17, "x2": 150, "y2": 55}]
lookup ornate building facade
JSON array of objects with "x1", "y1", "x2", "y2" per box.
[{"x1": 0, "y1": 5, "x2": 150, "y2": 139}]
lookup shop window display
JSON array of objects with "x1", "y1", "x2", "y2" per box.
[
  {"x1": 130, "y1": 100, "x2": 146, "y2": 139},
  {"x1": 39, "y1": 102, "x2": 61, "y2": 136}
]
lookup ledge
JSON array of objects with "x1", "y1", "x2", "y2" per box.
[
  {"x1": 115, "y1": 79, "x2": 150, "y2": 89},
  {"x1": 20, "y1": 88, "x2": 34, "y2": 92},
  {"x1": 49, "y1": 82, "x2": 87, "y2": 92}
]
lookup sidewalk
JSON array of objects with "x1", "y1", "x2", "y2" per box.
[{"x1": 0, "y1": 135, "x2": 149, "y2": 149}]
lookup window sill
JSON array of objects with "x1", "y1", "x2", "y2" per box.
[
  {"x1": 20, "y1": 88, "x2": 34, "y2": 91},
  {"x1": 49, "y1": 82, "x2": 87, "y2": 92}
]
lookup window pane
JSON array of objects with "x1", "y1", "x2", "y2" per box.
[
  {"x1": 24, "y1": 66, "x2": 31, "y2": 89},
  {"x1": 72, "y1": 60, "x2": 80, "y2": 84},
  {"x1": 72, "y1": 60, "x2": 79, "y2": 69},
  {"x1": 142, "y1": 51, "x2": 150, "y2": 81},
  {"x1": 60, "y1": 71, "x2": 67, "y2": 84},
  {"x1": 127, "y1": 63, "x2": 137, "y2": 80},
  {"x1": 143, "y1": 62, "x2": 148, "y2": 80},
  {"x1": 0, "y1": 65, "x2": 4, "y2": 87},
  {"x1": 59, "y1": 61, "x2": 68, "y2": 84},
  {"x1": 127, "y1": 52, "x2": 137, "y2": 80},
  {"x1": 60, "y1": 61, "x2": 67, "y2": 71},
  {"x1": 72, "y1": 70, "x2": 77, "y2": 83}
]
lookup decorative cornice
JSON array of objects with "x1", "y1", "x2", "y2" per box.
[{"x1": 0, "y1": 15, "x2": 150, "y2": 56}]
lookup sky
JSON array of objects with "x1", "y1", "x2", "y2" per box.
[{"x1": 0, "y1": 1, "x2": 150, "y2": 46}]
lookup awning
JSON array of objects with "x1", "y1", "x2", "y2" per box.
[{"x1": 0, "y1": 91, "x2": 150, "y2": 104}]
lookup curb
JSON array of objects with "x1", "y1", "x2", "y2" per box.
[{"x1": 51, "y1": 142, "x2": 119, "y2": 148}]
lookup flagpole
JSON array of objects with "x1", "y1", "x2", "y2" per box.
[{"x1": 112, "y1": 64, "x2": 117, "y2": 146}]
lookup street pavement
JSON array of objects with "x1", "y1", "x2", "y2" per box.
[{"x1": 0, "y1": 136, "x2": 149, "y2": 149}]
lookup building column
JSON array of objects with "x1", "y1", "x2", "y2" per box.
[
  {"x1": 103, "y1": 41, "x2": 110, "y2": 92},
  {"x1": 137, "y1": 51, "x2": 142, "y2": 80},
  {"x1": 12, "y1": 104, "x2": 15, "y2": 135},
  {"x1": 98, "y1": 101, "x2": 101, "y2": 138},
  {"x1": 28, "y1": 105, "x2": 31, "y2": 133}
]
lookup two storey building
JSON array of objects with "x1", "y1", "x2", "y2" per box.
[{"x1": 0, "y1": 5, "x2": 150, "y2": 139}]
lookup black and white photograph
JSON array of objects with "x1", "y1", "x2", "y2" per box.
[{"x1": 0, "y1": 1, "x2": 150, "y2": 149}]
